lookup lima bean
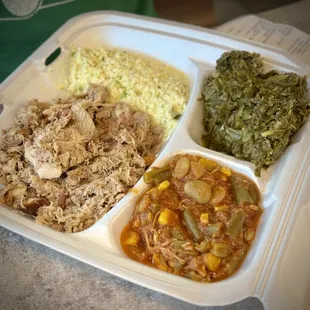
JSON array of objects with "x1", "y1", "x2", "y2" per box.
[
  {"x1": 184, "y1": 180, "x2": 211, "y2": 204},
  {"x1": 174, "y1": 156, "x2": 190, "y2": 179}
]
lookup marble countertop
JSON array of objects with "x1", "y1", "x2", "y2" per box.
[{"x1": 1, "y1": 1, "x2": 310, "y2": 310}]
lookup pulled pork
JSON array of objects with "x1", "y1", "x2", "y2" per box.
[{"x1": 0, "y1": 85, "x2": 162, "y2": 232}]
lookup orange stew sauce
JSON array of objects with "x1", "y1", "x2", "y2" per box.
[{"x1": 121, "y1": 154, "x2": 262, "y2": 282}]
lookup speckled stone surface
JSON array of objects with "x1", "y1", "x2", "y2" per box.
[
  {"x1": 1, "y1": 2, "x2": 310, "y2": 310},
  {"x1": 0, "y1": 227, "x2": 264, "y2": 310}
]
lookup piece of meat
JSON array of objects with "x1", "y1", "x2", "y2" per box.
[
  {"x1": 0, "y1": 183, "x2": 27, "y2": 207},
  {"x1": 0, "y1": 85, "x2": 163, "y2": 232},
  {"x1": 71, "y1": 103, "x2": 97, "y2": 137},
  {"x1": 185, "y1": 256, "x2": 207, "y2": 277},
  {"x1": 66, "y1": 166, "x2": 90, "y2": 186},
  {"x1": 1, "y1": 156, "x2": 19, "y2": 174},
  {"x1": 23, "y1": 197, "x2": 50, "y2": 216},
  {"x1": 24, "y1": 145, "x2": 62, "y2": 179},
  {"x1": 14, "y1": 101, "x2": 47, "y2": 130},
  {"x1": 30, "y1": 176, "x2": 62, "y2": 201},
  {"x1": 2, "y1": 128, "x2": 24, "y2": 148},
  {"x1": 87, "y1": 84, "x2": 110, "y2": 103},
  {"x1": 216, "y1": 211, "x2": 230, "y2": 223},
  {"x1": 144, "y1": 155, "x2": 156, "y2": 166},
  {"x1": 57, "y1": 189, "x2": 67, "y2": 209},
  {"x1": 24, "y1": 114, "x2": 92, "y2": 178}
]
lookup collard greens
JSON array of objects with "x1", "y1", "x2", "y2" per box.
[{"x1": 202, "y1": 51, "x2": 310, "y2": 175}]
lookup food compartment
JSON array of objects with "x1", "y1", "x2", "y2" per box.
[
  {"x1": 0, "y1": 22, "x2": 206, "y2": 236},
  {"x1": 60, "y1": 23, "x2": 206, "y2": 79},
  {"x1": 107, "y1": 148, "x2": 272, "y2": 286},
  {"x1": 187, "y1": 52, "x2": 310, "y2": 196}
]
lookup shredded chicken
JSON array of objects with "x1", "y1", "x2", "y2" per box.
[{"x1": 0, "y1": 85, "x2": 163, "y2": 232}]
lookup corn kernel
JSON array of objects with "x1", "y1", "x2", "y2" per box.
[
  {"x1": 200, "y1": 213, "x2": 209, "y2": 224},
  {"x1": 198, "y1": 158, "x2": 211, "y2": 167},
  {"x1": 124, "y1": 231, "x2": 140, "y2": 246},
  {"x1": 214, "y1": 205, "x2": 228, "y2": 212},
  {"x1": 220, "y1": 167, "x2": 232, "y2": 176},
  {"x1": 152, "y1": 254, "x2": 168, "y2": 271},
  {"x1": 157, "y1": 180, "x2": 170, "y2": 190},
  {"x1": 129, "y1": 188, "x2": 139, "y2": 194},
  {"x1": 198, "y1": 158, "x2": 217, "y2": 172},
  {"x1": 158, "y1": 208, "x2": 178, "y2": 226},
  {"x1": 203, "y1": 253, "x2": 221, "y2": 272}
]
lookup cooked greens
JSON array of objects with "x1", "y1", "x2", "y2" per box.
[{"x1": 202, "y1": 51, "x2": 310, "y2": 175}]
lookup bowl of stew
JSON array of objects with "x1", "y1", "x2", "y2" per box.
[{"x1": 121, "y1": 154, "x2": 262, "y2": 282}]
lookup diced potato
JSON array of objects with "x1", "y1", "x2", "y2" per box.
[
  {"x1": 153, "y1": 254, "x2": 168, "y2": 271},
  {"x1": 157, "y1": 180, "x2": 170, "y2": 190},
  {"x1": 214, "y1": 205, "x2": 228, "y2": 212},
  {"x1": 203, "y1": 253, "x2": 221, "y2": 272},
  {"x1": 158, "y1": 208, "x2": 178, "y2": 226},
  {"x1": 220, "y1": 167, "x2": 232, "y2": 176},
  {"x1": 200, "y1": 213, "x2": 209, "y2": 224},
  {"x1": 211, "y1": 243, "x2": 231, "y2": 258},
  {"x1": 123, "y1": 231, "x2": 140, "y2": 246}
]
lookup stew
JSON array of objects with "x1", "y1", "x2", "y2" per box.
[{"x1": 121, "y1": 154, "x2": 262, "y2": 282}]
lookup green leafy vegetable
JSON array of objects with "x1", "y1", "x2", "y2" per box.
[{"x1": 202, "y1": 51, "x2": 310, "y2": 175}]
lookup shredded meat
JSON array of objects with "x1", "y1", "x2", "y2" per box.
[{"x1": 0, "y1": 85, "x2": 163, "y2": 232}]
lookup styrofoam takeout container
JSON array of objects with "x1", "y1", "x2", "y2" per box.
[{"x1": 1, "y1": 11, "x2": 310, "y2": 309}]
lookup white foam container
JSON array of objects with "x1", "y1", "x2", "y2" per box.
[{"x1": 1, "y1": 11, "x2": 310, "y2": 309}]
